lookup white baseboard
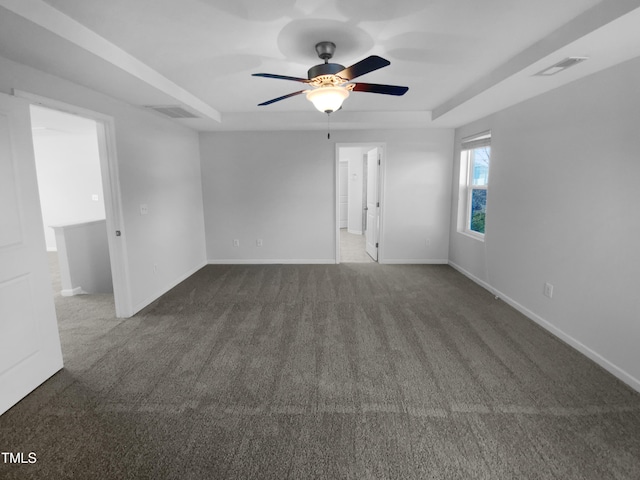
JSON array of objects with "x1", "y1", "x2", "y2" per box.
[
  {"x1": 448, "y1": 261, "x2": 640, "y2": 393},
  {"x1": 447, "y1": 261, "x2": 498, "y2": 295},
  {"x1": 208, "y1": 259, "x2": 336, "y2": 265},
  {"x1": 60, "y1": 287, "x2": 84, "y2": 297},
  {"x1": 131, "y1": 261, "x2": 207, "y2": 315},
  {"x1": 382, "y1": 259, "x2": 449, "y2": 265},
  {"x1": 208, "y1": 258, "x2": 449, "y2": 265}
]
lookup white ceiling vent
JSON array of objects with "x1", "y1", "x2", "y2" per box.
[
  {"x1": 535, "y1": 57, "x2": 589, "y2": 76},
  {"x1": 145, "y1": 105, "x2": 200, "y2": 119}
]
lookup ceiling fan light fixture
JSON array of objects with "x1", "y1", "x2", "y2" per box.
[{"x1": 306, "y1": 86, "x2": 350, "y2": 113}]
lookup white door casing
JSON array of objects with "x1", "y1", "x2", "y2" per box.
[
  {"x1": 364, "y1": 147, "x2": 379, "y2": 261},
  {"x1": 0, "y1": 92, "x2": 63, "y2": 416},
  {"x1": 339, "y1": 162, "x2": 348, "y2": 228}
]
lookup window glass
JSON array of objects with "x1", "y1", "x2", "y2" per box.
[
  {"x1": 459, "y1": 135, "x2": 490, "y2": 239},
  {"x1": 470, "y1": 189, "x2": 487, "y2": 234},
  {"x1": 471, "y1": 147, "x2": 490, "y2": 186}
]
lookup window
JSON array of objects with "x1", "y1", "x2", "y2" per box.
[{"x1": 459, "y1": 132, "x2": 491, "y2": 239}]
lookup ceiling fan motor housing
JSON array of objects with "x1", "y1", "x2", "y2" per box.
[
  {"x1": 307, "y1": 63, "x2": 345, "y2": 80},
  {"x1": 309, "y1": 41, "x2": 345, "y2": 79}
]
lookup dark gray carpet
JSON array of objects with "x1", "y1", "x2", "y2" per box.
[{"x1": 1, "y1": 261, "x2": 640, "y2": 479}]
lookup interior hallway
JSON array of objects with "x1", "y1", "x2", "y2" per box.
[{"x1": 340, "y1": 229, "x2": 374, "y2": 263}]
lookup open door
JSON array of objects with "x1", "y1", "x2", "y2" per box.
[
  {"x1": 364, "y1": 147, "x2": 380, "y2": 261},
  {"x1": 0, "y1": 92, "x2": 63, "y2": 416}
]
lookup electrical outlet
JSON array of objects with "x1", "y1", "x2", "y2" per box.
[
  {"x1": 544, "y1": 282, "x2": 554, "y2": 298},
  {"x1": 256, "y1": 239, "x2": 263, "y2": 247},
  {"x1": 426, "y1": 238, "x2": 431, "y2": 247},
  {"x1": 233, "y1": 239, "x2": 240, "y2": 247},
  {"x1": 140, "y1": 204, "x2": 148, "y2": 215},
  {"x1": 92, "y1": 194, "x2": 99, "y2": 202},
  {"x1": 153, "y1": 264, "x2": 158, "y2": 274}
]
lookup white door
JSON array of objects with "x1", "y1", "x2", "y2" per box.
[
  {"x1": 364, "y1": 147, "x2": 379, "y2": 261},
  {"x1": 0, "y1": 93, "x2": 63, "y2": 416}
]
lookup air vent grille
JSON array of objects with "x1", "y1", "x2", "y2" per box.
[
  {"x1": 145, "y1": 105, "x2": 199, "y2": 119},
  {"x1": 535, "y1": 57, "x2": 589, "y2": 76}
]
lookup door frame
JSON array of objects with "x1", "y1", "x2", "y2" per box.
[
  {"x1": 334, "y1": 142, "x2": 386, "y2": 264},
  {"x1": 364, "y1": 146, "x2": 380, "y2": 262},
  {"x1": 14, "y1": 90, "x2": 133, "y2": 318}
]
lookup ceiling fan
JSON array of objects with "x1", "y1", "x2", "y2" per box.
[{"x1": 252, "y1": 41, "x2": 409, "y2": 114}]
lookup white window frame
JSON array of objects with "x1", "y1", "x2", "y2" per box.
[{"x1": 459, "y1": 131, "x2": 491, "y2": 241}]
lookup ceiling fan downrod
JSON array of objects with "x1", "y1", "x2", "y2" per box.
[{"x1": 308, "y1": 42, "x2": 345, "y2": 78}]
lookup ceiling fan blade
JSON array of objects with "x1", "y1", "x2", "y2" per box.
[
  {"x1": 257, "y1": 90, "x2": 307, "y2": 106},
  {"x1": 252, "y1": 73, "x2": 311, "y2": 83},
  {"x1": 337, "y1": 55, "x2": 390, "y2": 81},
  {"x1": 352, "y1": 83, "x2": 409, "y2": 96}
]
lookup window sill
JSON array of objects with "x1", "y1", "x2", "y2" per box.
[{"x1": 458, "y1": 230, "x2": 485, "y2": 242}]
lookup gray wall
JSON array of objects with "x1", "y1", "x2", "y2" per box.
[
  {"x1": 200, "y1": 128, "x2": 454, "y2": 263},
  {"x1": 449, "y1": 56, "x2": 640, "y2": 390}
]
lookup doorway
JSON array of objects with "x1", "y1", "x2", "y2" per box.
[
  {"x1": 18, "y1": 90, "x2": 132, "y2": 318},
  {"x1": 31, "y1": 104, "x2": 115, "y2": 302},
  {"x1": 335, "y1": 143, "x2": 384, "y2": 263}
]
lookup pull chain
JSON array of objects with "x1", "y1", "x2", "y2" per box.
[{"x1": 327, "y1": 112, "x2": 331, "y2": 140}]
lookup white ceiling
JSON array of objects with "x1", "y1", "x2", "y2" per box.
[{"x1": 1, "y1": 0, "x2": 640, "y2": 131}]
